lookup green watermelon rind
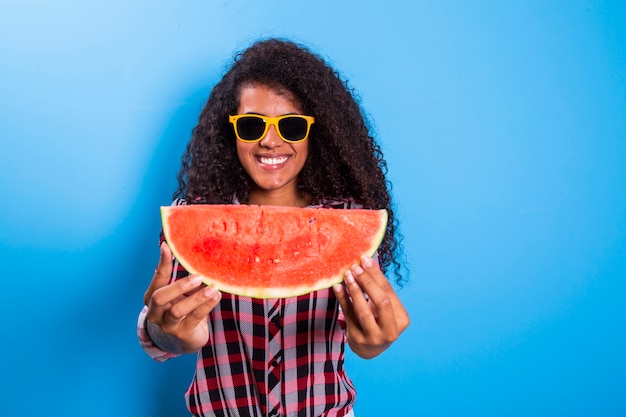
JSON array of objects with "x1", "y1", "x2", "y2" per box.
[{"x1": 160, "y1": 205, "x2": 388, "y2": 299}]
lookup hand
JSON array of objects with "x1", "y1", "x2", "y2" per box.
[
  {"x1": 143, "y1": 243, "x2": 222, "y2": 353},
  {"x1": 333, "y1": 255, "x2": 410, "y2": 359}
]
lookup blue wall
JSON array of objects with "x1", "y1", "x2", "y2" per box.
[{"x1": 1, "y1": 1, "x2": 625, "y2": 416}]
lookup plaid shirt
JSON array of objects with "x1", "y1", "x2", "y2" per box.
[{"x1": 137, "y1": 199, "x2": 360, "y2": 417}]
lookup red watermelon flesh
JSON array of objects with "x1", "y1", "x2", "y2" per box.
[{"x1": 161, "y1": 204, "x2": 388, "y2": 299}]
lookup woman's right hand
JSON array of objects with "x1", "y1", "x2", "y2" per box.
[{"x1": 143, "y1": 243, "x2": 222, "y2": 353}]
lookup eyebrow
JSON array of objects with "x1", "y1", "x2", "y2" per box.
[{"x1": 239, "y1": 112, "x2": 302, "y2": 116}]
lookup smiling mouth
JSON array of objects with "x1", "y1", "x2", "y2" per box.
[{"x1": 258, "y1": 156, "x2": 289, "y2": 165}]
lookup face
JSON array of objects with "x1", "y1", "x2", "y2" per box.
[{"x1": 235, "y1": 84, "x2": 309, "y2": 206}]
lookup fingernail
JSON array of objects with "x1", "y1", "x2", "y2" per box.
[
  {"x1": 332, "y1": 284, "x2": 343, "y2": 293},
  {"x1": 190, "y1": 275, "x2": 204, "y2": 285},
  {"x1": 204, "y1": 286, "x2": 217, "y2": 297},
  {"x1": 344, "y1": 270, "x2": 355, "y2": 284},
  {"x1": 361, "y1": 255, "x2": 373, "y2": 268},
  {"x1": 352, "y1": 264, "x2": 364, "y2": 275}
]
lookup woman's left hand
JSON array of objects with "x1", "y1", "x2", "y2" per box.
[{"x1": 332, "y1": 255, "x2": 410, "y2": 359}]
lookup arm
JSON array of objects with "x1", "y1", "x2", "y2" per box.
[
  {"x1": 138, "y1": 243, "x2": 222, "y2": 358},
  {"x1": 332, "y1": 255, "x2": 410, "y2": 359}
]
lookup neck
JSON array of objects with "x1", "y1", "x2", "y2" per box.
[{"x1": 248, "y1": 187, "x2": 312, "y2": 208}]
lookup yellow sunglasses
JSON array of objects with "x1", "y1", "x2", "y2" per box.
[{"x1": 229, "y1": 114, "x2": 315, "y2": 143}]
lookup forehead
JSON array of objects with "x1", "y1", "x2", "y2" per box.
[{"x1": 237, "y1": 83, "x2": 303, "y2": 114}]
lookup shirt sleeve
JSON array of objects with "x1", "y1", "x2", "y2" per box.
[{"x1": 137, "y1": 305, "x2": 181, "y2": 362}]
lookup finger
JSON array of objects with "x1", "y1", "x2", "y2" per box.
[
  {"x1": 343, "y1": 269, "x2": 379, "y2": 332},
  {"x1": 359, "y1": 256, "x2": 393, "y2": 292},
  {"x1": 359, "y1": 255, "x2": 409, "y2": 319},
  {"x1": 333, "y1": 282, "x2": 368, "y2": 338},
  {"x1": 146, "y1": 275, "x2": 207, "y2": 327},
  {"x1": 351, "y1": 265, "x2": 397, "y2": 333},
  {"x1": 149, "y1": 285, "x2": 221, "y2": 352},
  {"x1": 150, "y1": 274, "x2": 206, "y2": 308},
  {"x1": 333, "y1": 282, "x2": 355, "y2": 321},
  {"x1": 144, "y1": 243, "x2": 174, "y2": 305},
  {"x1": 176, "y1": 287, "x2": 222, "y2": 332},
  {"x1": 166, "y1": 285, "x2": 220, "y2": 324},
  {"x1": 154, "y1": 243, "x2": 174, "y2": 283}
]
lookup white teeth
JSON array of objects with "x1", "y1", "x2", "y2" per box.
[{"x1": 259, "y1": 156, "x2": 288, "y2": 165}]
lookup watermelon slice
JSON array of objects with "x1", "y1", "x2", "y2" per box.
[{"x1": 161, "y1": 204, "x2": 387, "y2": 299}]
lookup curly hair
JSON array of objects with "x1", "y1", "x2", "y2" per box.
[{"x1": 174, "y1": 38, "x2": 406, "y2": 285}]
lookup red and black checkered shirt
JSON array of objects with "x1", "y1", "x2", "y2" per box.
[{"x1": 138, "y1": 198, "x2": 360, "y2": 416}]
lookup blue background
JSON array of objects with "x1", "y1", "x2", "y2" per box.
[{"x1": 1, "y1": 1, "x2": 625, "y2": 416}]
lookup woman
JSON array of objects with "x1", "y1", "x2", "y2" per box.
[{"x1": 138, "y1": 38, "x2": 409, "y2": 417}]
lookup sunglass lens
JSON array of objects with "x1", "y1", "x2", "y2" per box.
[
  {"x1": 278, "y1": 116, "x2": 308, "y2": 141},
  {"x1": 237, "y1": 117, "x2": 266, "y2": 141}
]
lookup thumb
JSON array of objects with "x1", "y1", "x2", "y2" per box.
[{"x1": 143, "y1": 242, "x2": 174, "y2": 305}]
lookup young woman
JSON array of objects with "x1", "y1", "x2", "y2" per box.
[{"x1": 138, "y1": 38, "x2": 409, "y2": 417}]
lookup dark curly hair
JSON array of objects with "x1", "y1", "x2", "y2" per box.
[{"x1": 174, "y1": 38, "x2": 406, "y2": 285}]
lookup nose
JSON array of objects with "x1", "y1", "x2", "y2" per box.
[{"x1": 259, "y1": 123, "x2": 283, "y2": 148}]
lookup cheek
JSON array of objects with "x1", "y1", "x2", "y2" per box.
[
  {"x1": 236, "y1": 141, "x2": 253, "y2": 161},
  {"x1": 235, "y1": 143, "x2": 257, "y2": 177},
  {"x1": 300, "y1": 148, "x2": 310, "y2": 172},
  {"x1": 295, "y1": 142, "x2": 309, "y2": 161},
  {"x1": 235, "y1": 141, "x2": 244, "y2": 156}
]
